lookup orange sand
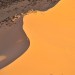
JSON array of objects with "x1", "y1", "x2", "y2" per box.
[{"x1": 0, "y1": 0, "x2": 75, "y2": 75}]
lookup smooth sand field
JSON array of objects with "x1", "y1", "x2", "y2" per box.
[{"x1": 0, "y1": 0, "x2": 75, "y2": 75}]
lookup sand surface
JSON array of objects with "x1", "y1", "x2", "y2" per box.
[{"x1": 0, "y1": 0, "x2": 59, "y2": 69}]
